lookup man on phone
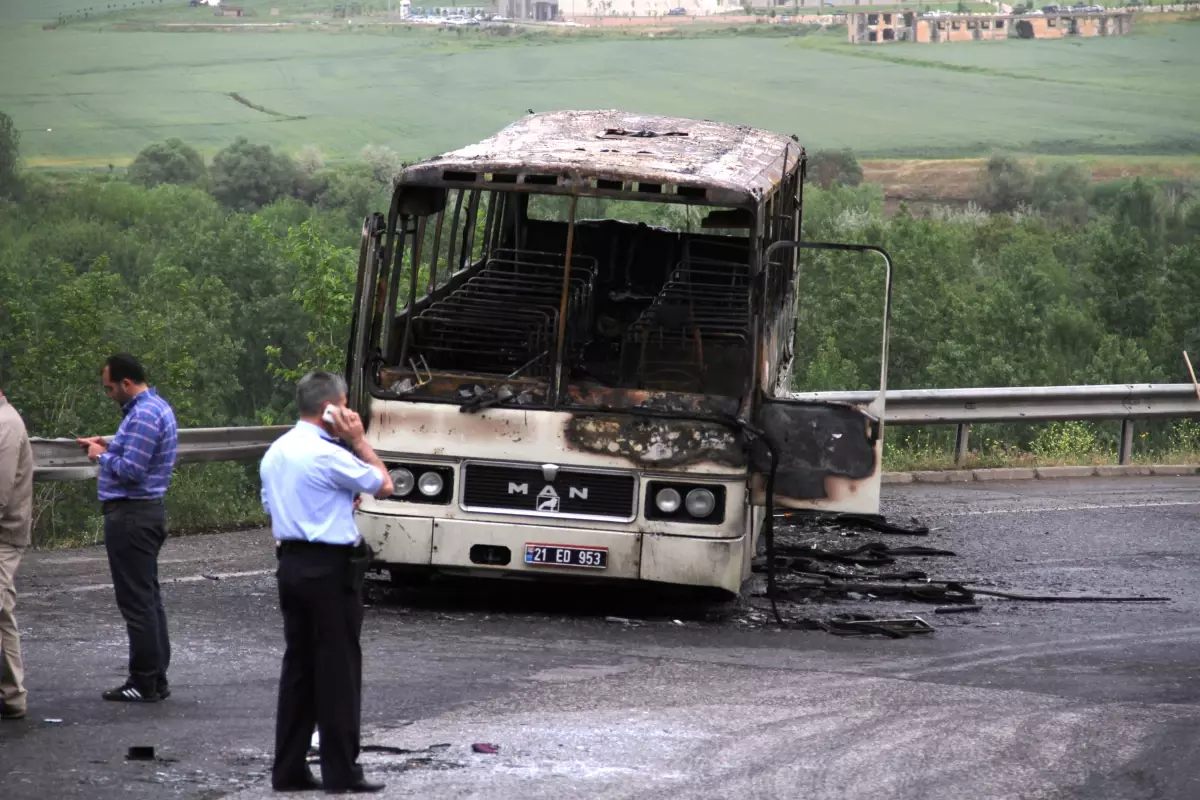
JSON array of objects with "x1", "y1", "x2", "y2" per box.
[
  {"x1": 77, "y1": 353, "x2": 178, "y2": 703},
  {"x1": 259, "y1": 371, "x2": 394, "y2": 794}
]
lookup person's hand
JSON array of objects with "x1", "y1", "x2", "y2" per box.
[
  {"x1": 329, "y1": 407, "x2": 366, "y2": 444},
  {"x1": 353, "y1": 495, "x2": 363, "y2": 511},
  {"x1": 76, "y1": 437, "x2": 108, "y2": 461}
]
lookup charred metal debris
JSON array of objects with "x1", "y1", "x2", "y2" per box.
[{"x1": 749, "y1": 514, "x2": 1170, "y2": 638}]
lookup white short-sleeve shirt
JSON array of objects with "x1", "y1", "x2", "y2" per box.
[{"x1": 259, "y1": 421, "x2": 384, "y2": 545}]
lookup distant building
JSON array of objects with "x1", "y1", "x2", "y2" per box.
[
  {"x1": 504, "y1": 0, "x2": 728, "y2": 19},
  {"x1": 848, "y1": 8, "x2": 1132, "y2": 43}
]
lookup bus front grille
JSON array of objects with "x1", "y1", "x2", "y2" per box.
[{"x1": 461, "y1": 462, "x2": 637, "y2": 522}]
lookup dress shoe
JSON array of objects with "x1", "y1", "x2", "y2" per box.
[
  {"x1": 325, "y1": 777, "x2": 385, "y2": 794},
  {"x1": 0, "y1": 704, "x2": 26, "y2": 721},
  {"x1": 272, "y1": 772, "x2": 322, "y2": 792}
]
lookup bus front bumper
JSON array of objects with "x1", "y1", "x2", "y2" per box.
[{"x1": 355, "y1": 510, "x2": 748, "y2": 595}]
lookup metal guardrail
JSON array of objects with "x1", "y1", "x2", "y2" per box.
[
  {"x1": 32, "y1": 426, "x2": 289, "y2": 482},
  {"x1": 796, "y1": 383, "x2": 1200, "y2": 465},
  {"x1": 794, "y1": 383, "x2": 1200, "y2": 424},
  {"x1": 29, "y1": 384, "x2": 1200, "y2": 480}
]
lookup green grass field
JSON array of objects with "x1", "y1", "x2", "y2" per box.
[{"x1": 1, "y1": 4, "x2": 1197, "y2": 166}]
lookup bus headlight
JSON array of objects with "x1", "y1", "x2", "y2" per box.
[
  {"x1": 646, "y1": 481, "x2": 726, "y2": 524},
  {"x1": 390, "y1": 467, "x2": 415, "y2": 497},
  {"x1": 384, "y1": 463, "x2": 453, "y2": 504},
  {"x1": 417, "y1": 471, "x2": 444, "y2": 497},
  {"x1": 685, "y1": 488, "x2": 716, "y2": 518},
  {"x1": 655, "y1": 487, "x2": 682, "y2": 514}
]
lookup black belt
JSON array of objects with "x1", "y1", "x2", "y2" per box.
[
  {"x1": 277, "y1": 539, "x2": 359, "y2": 555},
  {"x1": 102, "y1": 498, "x2": 163, "y2": 512}
]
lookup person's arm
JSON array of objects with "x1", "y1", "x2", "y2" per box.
[
  {"x1": 0, "y1": 425, "x2": 18, "y2": 512},
  {"x1": 259, "y1": 449, "x2": 275, "y2": 519},
  {"x1": 95, "y1": 410, "x2": 157, "y2": 484},
  {"x1": 328, "y1": 409, "x2": 394, "y2": 498}
]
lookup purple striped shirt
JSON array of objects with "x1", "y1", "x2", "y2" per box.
[{"x1": 97, "y1": 388, "x2": 179, "y2": 502}]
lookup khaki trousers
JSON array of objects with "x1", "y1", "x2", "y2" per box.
[{"x1": 0, "y1": 542, "x2": 26, "y2": 715}]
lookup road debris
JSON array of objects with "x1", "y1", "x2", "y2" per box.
[
  {"x1": 774, "y1": 512, "x2": 931, "y2": 536},
  {"x1": 472, "y1": 743, "x2": 501, "y2": 754},
  {"x1": 126, "y1": 746, "x2": 156, "y2": 761},
  {"x1": 771, "y1": 542, "x2": 957, "y2": 567},
  {"x1": 361, "y1": 743, "x2": 451, "y2": 755},
  {"x1": 935, "y1": 605, "x2": 983, "y2": 614},
  {"x1": 795, "y1": 614, "x2": 934, "y2": 639}
]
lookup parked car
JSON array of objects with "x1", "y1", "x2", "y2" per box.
[{"x1": 666, "y1": 7, "x2": 687, "y2": 15}]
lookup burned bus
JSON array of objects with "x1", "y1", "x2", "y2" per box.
[{"x1": 346, "y1": 111, "x2": 892, "y2": 595}]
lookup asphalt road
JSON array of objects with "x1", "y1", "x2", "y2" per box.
[{"x1": 2, "y1": 476, "x2": 1200, "y2": 799}]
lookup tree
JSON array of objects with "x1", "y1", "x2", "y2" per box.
[
  {"x1": 980, "y1": 154, "x2": 1033, "y2": 213},
  {"x1": 127, "y1": 138, "x2": 207, "y2": 188},
  {"x1": 260, "y1": 219, "x2": 356, "y2": 394},
  {"x1": 806, "y1": 149, "x2": 863, "y2": 190},
  {"x1": 209, "y1": 137, "x2": 300, "y2": 212},
  {"x1": 0, "y1": 109, "x2": 20, "y2": 201}
]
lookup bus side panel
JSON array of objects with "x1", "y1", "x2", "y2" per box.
[{"x1": 750, "y1": 400, "x2": 883, "y2": 516}]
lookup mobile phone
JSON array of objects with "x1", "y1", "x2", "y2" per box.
[{"x1": 322, "y1": 405, "x2": 341, "y2": 426}]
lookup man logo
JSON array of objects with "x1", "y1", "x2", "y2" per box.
[
  {"x1": 536, "y1": 485, "x2": 560, "y2": 513},
  {"x1": 508, "y1": 482, "x2": 529, "y2": 495}
]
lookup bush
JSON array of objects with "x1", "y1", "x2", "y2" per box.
[
  {"x1": 0, "y1": 109, "x2": 21, "y2": 201},
  {"x1": 360, "y1": 144, "x2": 402, "y2": 185},
  {"x1": 127, "y1": 138, "x2": 207, "y2": 188},
  {"x1": 807, "y1": 149, "x2": 863, "y2": 190},
  {"x1": 1031, "y1": 163, "x2": 1091, "y2": 224}
]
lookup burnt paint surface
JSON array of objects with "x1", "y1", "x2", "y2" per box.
[
  {"x1": 564, "y1": 414, "x2": 746, "y2": 470},
  {"x1": 755, "y1": 401, "x2": 877, "y2": 500},
  {"x1": 375, "y1": 370, "x2": 549, "y2": 405},
  {"x1": 565, "y1": 385, "x2": 740, "y2": 416}
]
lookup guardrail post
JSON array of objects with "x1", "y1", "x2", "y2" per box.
[
  {"x1": 1119, "y1": 420, "x2": 1134, "y2": 465},
  {"x1": 954, "y1": 423, "x2": 970, "y2": 467}
]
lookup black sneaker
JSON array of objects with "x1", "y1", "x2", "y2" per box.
[
  {"x1": 157, "y1": 685, "x2": 171, "y2": 701},
  {"x1": 102, "y1": 682, "x2": 159, "y2": 703}
]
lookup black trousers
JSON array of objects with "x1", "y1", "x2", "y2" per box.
[
  {"x1": 102, "y1": 500, "x2": 171, "y2": 694},
  {"x1": 272, "y1": 541, "x2": 368, "y2": 790}
]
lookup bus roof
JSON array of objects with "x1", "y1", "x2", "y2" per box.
[{"x1": 396, "y1": 110, "x2": 803, "y2": 206}]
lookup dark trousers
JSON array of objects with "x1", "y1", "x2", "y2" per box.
[
  {"x1": 103, "y1": 500, "x2": 171, "y2": 694},
  {"x1": 272, "y1": 542, "x2": 367, "y2": 790}
]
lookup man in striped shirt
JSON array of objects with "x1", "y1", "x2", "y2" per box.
[{"x1": 77, "y1": 353, "x2": 179, "y2": 703}]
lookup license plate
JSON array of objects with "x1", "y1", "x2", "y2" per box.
[{"x1": 524, "y1": 543, "x2": 608, "y2": 569}]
